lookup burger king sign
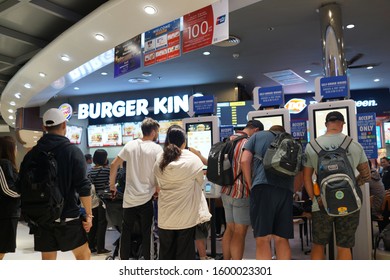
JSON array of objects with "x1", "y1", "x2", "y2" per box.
[{"x1": 59, "y1": 103, "x2": 73, "y2": 120}]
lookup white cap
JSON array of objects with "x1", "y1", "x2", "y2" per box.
[{"x1": 42, "y1": 108, "x2": 67, "y2": 127}]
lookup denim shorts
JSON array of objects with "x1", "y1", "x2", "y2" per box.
[{"x1": 221, "y1": 193, "x2": 250, "y2": 225}]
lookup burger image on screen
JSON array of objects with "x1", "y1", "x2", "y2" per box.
[
  {"x1": 71, "y1": 133, "x2": 80, "y2": 141},
  {"x1": 197, "y1": 124, "x2": 205, "y2": 131},
  {"x1": 108, "y1": 131, "x2": 119, "y2": 141},
  {"x1": 91, "y1": 133, "x2": 102, "y2": 142}
]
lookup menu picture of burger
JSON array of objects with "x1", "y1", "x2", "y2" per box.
[
  {"x1": 158, "y1": 119, "x2": 183, "y2": 144},
  {"x1": 65, "y1": 125, "x2": 83, "y2": 144},
  {"x1": 103, "y1": 124, "x2": 122, "y2": 146},
  {"x1": 122, "y1": 122, "x2": 143, "y2": 144}
]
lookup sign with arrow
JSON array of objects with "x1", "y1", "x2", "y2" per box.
[
  {"x1": 320, "y1": 75, "x2": 349, "y2": 99},
  {"x1": 252, "y1": 86, "x2": 283, "y2": 109},
  {"x1": 188, "y1": 95, "x2": 216, "y2": 117}
]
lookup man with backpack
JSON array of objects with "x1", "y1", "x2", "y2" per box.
[
  {"x1": 241, "y1": 125, "x2": 296, "y2": 260},
  {"x1": 221, "y1": 120, "x2": 263, "y2": 260},
  {"x1": 303, "y1": 111, "x2": 370, "y2": 260},
  {"x1": 18, "y1": 108, "x2": 93, "y2": 260}
]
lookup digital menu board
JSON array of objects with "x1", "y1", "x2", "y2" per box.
[
  {"x1": 87, "y1": 124, "x2": 122, "y2": 147},
  {"x1": 66, "y1": 125, "x2": 83, "y2": 144},
  {"x1": 122, "y1": 122, "x2": 143, "y2": 145},
  {"x1": 158, "y1": 119, "x2": 183, "y2": 144},
  {"x1": 217, "y1": 101, "x2": 253, "y2": 128},
  {"x1": 384, "y1": 122, "x2": 390, "y2": 145}
]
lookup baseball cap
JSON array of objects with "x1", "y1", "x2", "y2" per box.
[
  {"x1": 247, "y1": 120, "x2": 264, "y2": 131},
  {"x1": 42, "y1": 108, "x2": 67, "y2": 127},
  {"x1": 325, "y1": 111, "x2": 345, "y2": 123}
]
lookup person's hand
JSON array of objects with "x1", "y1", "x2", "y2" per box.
[
  {"x1": 82, "y1": 215, "x2": 93, "y2": 233},
  {"x1": 110, "y1": 183, "x2": 117, "y2": 199}
]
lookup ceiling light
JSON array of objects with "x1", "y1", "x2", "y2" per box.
[
  {"x1": 237, "y1": 75, "x2": 243, "y2": 79},
  {"x1": 33, "y1": 131, "x2": 40, "y2": 134},
  {"x1": 74, "y1": 87, "x2": 79, "y2": 90},
  {"x1": 128, "y1": 78, "x2": 150, "y2": 83},
  {"x1": 203, "y1": 51, "x2": 211, "y2": 56},
  {"x1": 14, "y1": 93, "x2": 21, "y2": 99},
  {"x1": 307, "y1": 90, "x2": 313, "y2": 93},
  {"x1": 8, "y1": 109, "x2": 14, "y2": 113},
  {"x1": 144, "y1": 5, "x2": 157, "y2": 15},
  {"x1": 8, "y1": 116, "x2": 14, "y2": 120},
  {"x1": 374, "y1": 78, "x2": 380, "y2": 82},
  {"x1": 9, "y1": 101, "x2": 16, "y2": 106},
  {"x1": 61, "y1": 54, "x2": 70, "y2": 61},
  {"x1": 101, "y1": 72, "x2": 108, "y2": 76},
  {"x1": 366, "y1": 66, "x2": 373, "y2": 70},
  {"x1": 346, "y1": 24, "x2": 355, "y2": 29},
  {"x1": 39, "y1": 72, "x2": 46, "y2": 77},
  {"x1": 304, "y1": 70, "x2": 311, "y2": 74},
  {"x1": 95, "y1": 33, "x2": 105, "y2": 41},
  {"x1": 142, "y1": 72, "x2": 152, "y2": 77},
  {"x1": 24, "y1": 83, "x2": 31, "y2": 89}
]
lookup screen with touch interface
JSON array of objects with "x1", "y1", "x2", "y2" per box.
[
  {"x1": 253, "y1": 115, "x2": 284, "y2": 131},
  {"x1": 185, "y1": 121, "x2": 213, "y2": 160},
  {"x1": 313, "y1": 107, "x2": 349, "y2": 138}
]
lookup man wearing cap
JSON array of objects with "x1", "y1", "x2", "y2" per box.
[
  {"x1": 221, "y1": 120, "x2": 262, "y2": 260},
  {"x1": 18, "y1": 108, "x2": 92, "y2": 260},
  {"x1": 241, "y1": 125, "x2": 295, "y2": 260},
  {"x1": 303, "y1": 111, "x2": 370, "y2": 260}
]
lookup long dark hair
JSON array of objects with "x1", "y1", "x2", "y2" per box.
[
  {"x1": 159, "y1": 125, "x2": 186, "y2": 172},
  {"x1": 0, "y1": 136, "x2": 17, "y2": 170}
]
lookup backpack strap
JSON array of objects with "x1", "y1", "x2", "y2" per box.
[
  {"x1": 309, "y1": 139, "x2": 323, "y2": 155},
  {"x1": 253, "y1": 130, "x2": 277, "y2": 162},
  {"x1": 339, "y1": 135, "x2": 353, "y2": 151}
]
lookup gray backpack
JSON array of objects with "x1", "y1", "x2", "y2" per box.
[{"x1": 310, "y1": 136, "x2": 362, "y2": 216}]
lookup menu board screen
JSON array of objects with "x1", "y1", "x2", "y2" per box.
[
  {"x1": 185, "y1": 121, "x2": 213, "y2": 160},
  {"x1": 87, "y1": 124, "x2": 122, "y2": 147},
  {"x1": 66, "y1": 125, "x2": 83, "y2": 144},
  {"x1": 158, "y1": 119, "x2": 183, "y2": 144},
  {"x1": 122, "y1": 122, "x2": 143, "y2": 144}
]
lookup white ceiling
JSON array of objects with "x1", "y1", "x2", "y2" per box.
[{"x1": 1, "y1": 0, "x2": 390, "y2": 127}]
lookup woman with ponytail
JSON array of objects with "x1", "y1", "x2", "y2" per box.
[{"x1": 153, "y1": 125, "x2": 205, "y2": 260}]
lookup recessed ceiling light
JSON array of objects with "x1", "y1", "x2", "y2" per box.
[
  {"x1": 33, "y1": 131, "x2": 40, "y2": 134},
  {"x1": 366, "y1": 66, "x2": 373, "y2": 70},
  {"x1": 61, "y1": 54, "x2": 70, "y2": 61},
  {"x1": 346, "y1": 24, "x2": 355, "y2": 29},
  {"x1": 374, "y1": 78, "x2": 380, "y2": 82},
  {"x1": 24, "y1": 83, "x2": 31, "y2": 89},
  {"x1": 142, "y1": 72, "x2": 152, "y2": 77},
  {"x1": 14, "y1": 93, "x2": 21, "y2": 99},
  {"x1": 101, "y1": 72, "x2": 108, "y2": 76},
  {"x1": 95, "y1": 33, "x2": 105, "y2": 41},
  {"x1": 39, "y1": 72, "x2": 46, "y2": 77},
  {"x1": 304, "y1": 70, "x2": 312, "y2": 74},
  {"x1": 74, "y1": 87, "x2": 79, "y2": 90},
  {"x1": 128, "y1": 78, "x2": 150, "y2": 83},
  {"x1": 237, "y1": 75, "x2": 243, "y2": 79},
  {"x1": 8, "y1": 109, "x2": 14, "y2": 113},
  {"x1": 8, "y1": 115, "x2": 14, "y2": 120},
  {"x1": 9, "y1": 101, "x2": 16, "y2": 106},
  {"x1": 144, "y1": 5, "x2": 157, "y2": 15},
  {"x1": 12, "y1": 122, "x2": 15, "y2": 125},
  {"x1": 307, "y1": 90, "x2": 313, "y2": 93},
  {"x1": 203, "y1": 51, "x2": 211, "y2": 56}
]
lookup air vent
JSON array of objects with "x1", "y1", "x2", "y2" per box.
[
  {"x1": 128, "y1": 78, "x2": 150, "y2": 84},
  {"x1": 214, "y1": 35, "x2": 241, "y2": 47}
]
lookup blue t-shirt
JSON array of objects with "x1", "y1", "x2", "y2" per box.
[{"x1": 243, "y1": 130, "x2": 294, "y2": 192}]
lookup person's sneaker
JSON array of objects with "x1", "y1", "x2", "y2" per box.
[
  {"x1": 97, "y1": 249, "x2": 111, "y2": 255},
  {"x1": 90, "y1": 248, "x2": 97, "y2": 254},
  {"x1": 200, "y1": 256, "x2": 215, "y2": 260}
]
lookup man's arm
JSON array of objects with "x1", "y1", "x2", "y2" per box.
[
  {"x1": 79, "y1": 195, "x2": 92, "y2": 233},
  {"x1": 240, "y1": 150, "x2": 253, "y2": 188},
  {"x1": 356, "y1": 161, "x2": 370, "y2": 186},
  {"x1": 109, "y1": 156, "x2": 124, "y2": 196},
  {"x1": 303, "y1": 166, "x2": 315, "y2": 200}
]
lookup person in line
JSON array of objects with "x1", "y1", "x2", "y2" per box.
[
  {"x1": 87, "y1": 149, "x2": 111, "y2": 254},
  {"x1": 380, "y1": 157, "x2": 390, "y2": 190},
  {"x1": 0, "y1": 136, "x2": 20, "y2": 260},
  {"x1": 303, "y1": 111, "x2": 370, "y2": 260},
  {"x1": 110, "y1": 117, "x2": 162, "y2": 260},
  {"x1": 85, "y1": 153, "x2": 93, "y2": 174},
  {"x1": 241, "y1": 125, "x2": 294, "y2": 260},
  {"x1": 18, "y1": 108, "x2": 92, "y2": 260},
  {"x1": 221, "y1": 120, "x2": 263, "y2": 260},
  {"x1": 368, "y1": 160, "x2": 385, "y2": 220},
  {"x1": 153, "y1": 125, "x2": 205, "y2": 259}
]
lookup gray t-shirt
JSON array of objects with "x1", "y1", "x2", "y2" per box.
[{"x1": 243, "y1": 130, "x2": 294, "y2": 192}]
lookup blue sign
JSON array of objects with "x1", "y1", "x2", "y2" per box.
[
  {"x1": 357, "y1": 112, "x2": 378, "y2": 159},
  {"x1": 258, "y1": 86, "x2": 284, "y2": 107},
  {"x1": 290, "y1": 120, "x2": 308, "y2": 150},
  {"x1": 114, "y1": 34, "x2": 142, "y2": 78},
  {"x1": 193, "y1": 96, "x2": 215, "y2": 115},
  {"x1": 320, "y1": 75, "x2": 349, "y2": 99},
  {"x1": 220, "y1": 126, "x2": 234, "y2": 141}
]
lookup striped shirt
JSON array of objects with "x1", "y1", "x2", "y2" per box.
[
  {"x1": 88, "y1": 166, "x2": 110, "y2": 193},
  {"x1": 221, "y1": 132, "x2": 250, "y2": 199}
]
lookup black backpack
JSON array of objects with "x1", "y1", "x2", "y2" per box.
[
  {"x1": 262, "y1": 131, "x2": 303, "y2": 177},
  {"x1": 310, "y1": 135, "x2": 361, "y2": 216},
  {"x1": 18, "y1": 144, "x2": 68, "y2": 225},
  {"x1": 206, "y1": 134, "x2": 248, "y2": 186}
]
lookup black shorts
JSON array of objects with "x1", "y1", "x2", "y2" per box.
[
  {"x1": 33, "y1": 218, "x2": 88, "y2": 252},
  {"x1": 195, "y1": 222, "x2": 210, "y2": 240},
  {"x1": 250, "y1": 184, "x2": 294, "y2": 239},
  {"x1": 0, "y1": 218, "x2": 18, "y2": 253}
]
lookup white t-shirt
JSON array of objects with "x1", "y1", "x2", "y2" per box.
[
  {"x1": 118, "y1": 139, "x2": 162, "y2": 208},
  {"x1": 153, "y1": 149, "x2": 205, "y2": 230}
]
